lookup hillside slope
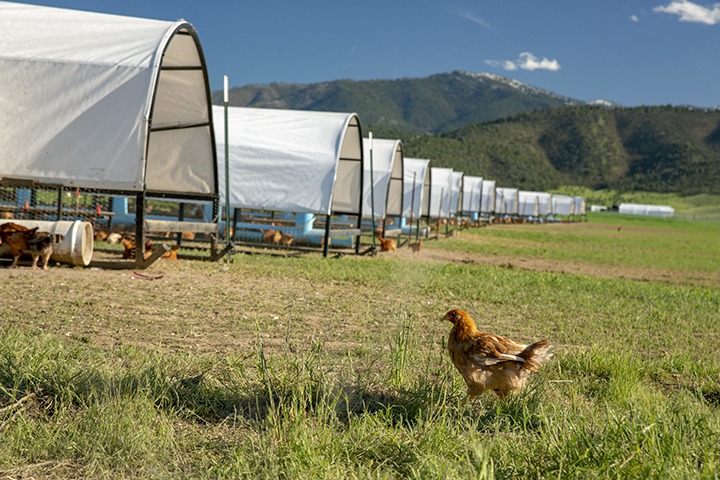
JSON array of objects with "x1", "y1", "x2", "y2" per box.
[
  {"x1": 219, "y1": 71, "x2": 581, "y2": 134},
  {"x1": 400, "y1": 106, "x2": 720, "y2": 194}
]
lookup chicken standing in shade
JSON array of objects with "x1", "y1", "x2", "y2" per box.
[
  {"x1": 444, "y1": 309, "x2": 552, "y2": 400},
  {"x1": 25, "y1": 230, "x2": 53, "y2": 270},
  {"x1": 1, "y1": 223, "x2": 33, "y2": 268}
]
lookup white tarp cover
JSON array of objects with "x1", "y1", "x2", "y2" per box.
[
  {"x1": 214, "y1": 106, "x2": 363, "y2": 215},
  {"x1": 0, "y1": 2, "x2": 216, "y2": 194},
  {"x1": 429, "y1": 167, "x2": 453, "y2": 218},
  {"x1": 495, "y1": 187, "x2": 519, "y2": 215},
  {"x1": 461, "y1": 176, "x2": 483, "y2": 214},
  {"x1": 552, "y1": 194, "x2": 574, "y2": 216},
  {"x1": 449, "y1": 171, "x2": 463, "y2": 216},
  {"x1": 480, "y1": 179, "x2": 496, "y2": 214},
  {"x1": 402, "y1": 158, "x2": 430, "y2": 219},
  {"x1": 574, "y1": 196, "x2": 586, "y2": 215},
  {"x1": 618, "y1": 203, "x2": 673, "y2": 217},
  {"x1": 362, "y1": 138, "x2": 403, "y2": 219},
  {"x1": 518, "y1": 191, "x2": 552, "y2": 217}
]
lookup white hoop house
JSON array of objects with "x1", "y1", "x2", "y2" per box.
[
  {"x1": 214, "y1": 106, "x2": 363, "y2": 216},
  {"x1": 402, "y1": 158, "x2": 431, "y2": 219},
  {"x1": 480, "y1": 179, "x2": 496, "y2": 214},
  {"x1": 362, "y1": 138, "x2": 404, "y2": 219},
  {"x1": 461, "y1": 176, "x2": 483, "y2": 215},
  {"x1": 0, "y1": 1, "x2": 217, "y2": 195}
]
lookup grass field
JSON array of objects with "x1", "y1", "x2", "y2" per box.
[{"x1": 1, "y1": 214, "x2": 719, "y2": 478}]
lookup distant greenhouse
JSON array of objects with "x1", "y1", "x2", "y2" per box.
[{"x1": 619, "y1": 203, "x2": 674, "y2": 218}]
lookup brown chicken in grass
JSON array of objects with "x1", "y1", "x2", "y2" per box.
[
  {"x1": 409, "y1": 238, "x2": 423, "y2": 254},
  {"x1": 444, "y1": 309, "x2": 552, "y2": 400},
  {"x1": 378, "y1": 235, "x2": 396, "y2": 252}
]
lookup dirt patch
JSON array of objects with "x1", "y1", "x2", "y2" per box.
[
  {"x1": 1, "y1": 236, "x2": 716, "y2": 358},
  {"x1": 404, "y1": 246, "x2": 720, "y2": 288},
  {"x1": 0, "y1": 257, "x2": 412, "y2": 358}
]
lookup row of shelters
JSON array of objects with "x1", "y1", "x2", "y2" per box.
[{"x1": 0, "y1": 2, "x2": 585, "y2": 267}]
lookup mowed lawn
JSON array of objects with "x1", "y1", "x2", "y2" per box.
[{"x1": 1, "y1": 214, "x2": 719, "y2": 479}]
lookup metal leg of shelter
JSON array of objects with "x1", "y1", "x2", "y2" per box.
[
  {"x1": 56, "y1": 187, "x2": 63, "y2": 221},
  {"x1": 176, "y1": 203, "x2": 185, "y2": 246},
  {"x1": 210, "y1": 196, "x2": 219, "y2": 259},
  {"x1": 232, "y1": 208, "x2": 240, "y2": 243},
  {"x1": 355, "y1": 213, "x2": 362, "y2": 255},
  {"x1": 323, "y1": 215, "x2": 331, "y2": 258},
  {"x1": 135, "y1": 191, "x2": 145, "y2": 264}
]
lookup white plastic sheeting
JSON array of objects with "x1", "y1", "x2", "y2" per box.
[
  {"x1": 495, "y1": 187, "x2": 519, "y2": 215},
  {"x1": 461, "y1": 176, "x2": 483, "y2": 214},
  {"x1": 619, "y1": 203, "x2": 673, "y2": 217},
  {"x1": 552, "y1": 194, "x2": 574, "y2": 216},
  {"x1": 574, "y1": 196, "x2": 586, "y2": 216},
  {"x1": 449, "y1": 172, "x2": 464, "y2": 216},
  {"x1": 362, "y1": 138, "x2": 403, "y2": 219},
  {"x1": 402, "y1": 158, "x2": 430, "y2": 219},
  {"x1": 518, "y1": 191, "x2": 552, "y2": 217},
  {"x1": 480, "y1": 180, "x2": 496, "y2": 214},
  {"x1": 214, "y1": 106, "x2": 363, "y2": 216},
  {"x1": 429, "y1": 167, "x2": 453, "y2": 218},
  {"x1": 0, "y1": 2, "x2": 216, "y2": 194}
]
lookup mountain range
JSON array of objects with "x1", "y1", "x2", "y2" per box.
[
  {"x1": 217, "y1": 71, "x2": 720, "y2": 194},
  {"x1": 219, "y1": 71, "x2": 584, "y2": 134}
]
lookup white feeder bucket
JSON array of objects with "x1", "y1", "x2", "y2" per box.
[{"x1": 0, "y1": 220, "x2": 94, "y2": 266}]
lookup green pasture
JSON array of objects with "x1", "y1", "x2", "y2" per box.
[
  {"x1": 446, "y1": 213, "x2": 720, "y2": 274},
  {"x1": 1, "y1": 213, "x2": 719, "y2": 478}
]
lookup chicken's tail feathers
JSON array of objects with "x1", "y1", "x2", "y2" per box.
[{"x1": 519, "y1": 339, "x2": 553, "y2": 372}]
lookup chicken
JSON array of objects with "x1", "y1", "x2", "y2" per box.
[
  {"x1": 261, "y1": 229, "x2": 282, "y2": 245},
  {"x1": 409, "y1": 238, "x2": 423, "y2": 254},
  {"x1": 121, "y1": 236, "x2": 134, "y2": 259},
  {"x1": 378, "y1": 235, "x2": 396, "y2": 252},
  {"x1": 444, "y1": 309, "x2": 552, "y2": 400},
  {"x1": 94, "y1": 229, "x2": 109, "y2": 242},
  {"x1": 106, "y1": 232, "x2": 123, "y2": 244},
  {"x1": 0, "y1": 223, "x2": 53, "y2": 269},
  {"x1": 25, "y1": 230, "x2": 53, "y2": 270},
  {"x1": 162, "y1": 244, "x2": 181, "y2": 260},
  {"x1": 1, "y1": 223, "x2": 33, "y2": 268},
  {"x1": 121, "y1": 236, "x2": 153, "y2": 260},
  {"x1": 280, "y1": 233, "x2": 294, "y2": 247}
]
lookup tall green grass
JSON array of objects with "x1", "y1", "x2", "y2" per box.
[{"x1": 1, "y1": 216, "x2": 719, "y2": 478}]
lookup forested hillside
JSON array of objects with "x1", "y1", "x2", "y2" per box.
[{"x1": 395, "y1": 106, "x2": 720, "y2": 194}]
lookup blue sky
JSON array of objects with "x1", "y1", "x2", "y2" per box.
[{"x1": 13, "y1": 0, "x2": 720, "y2": 107}]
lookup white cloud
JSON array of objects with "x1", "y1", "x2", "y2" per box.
[
  {"x1": 449, "y1": 7, "x2": 492, "y2": 29},
  {"x1": 630, "y1": 14, "x2": 640, "y2": 22},
  {"x1": 653, "y1": 1, "x2": 720, "y2": 25},
  {"x1": 518, "y1": 52, "x2": 561, "y2": 71},
  {"x1": 486, "y1": 52, "x2": 561, "y2": 72}
]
